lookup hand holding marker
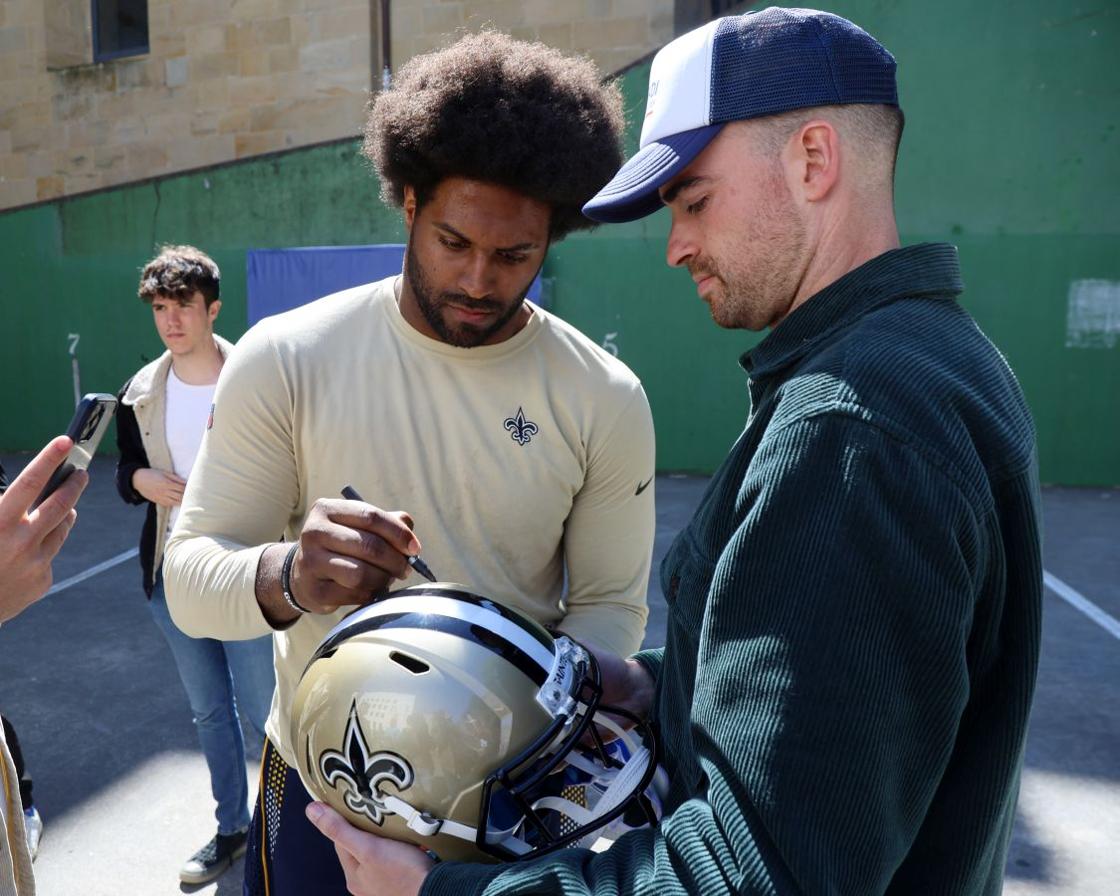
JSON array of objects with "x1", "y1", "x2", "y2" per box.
[{"x1": 340, "y1": 485, "x2": 437, "y2": 582}]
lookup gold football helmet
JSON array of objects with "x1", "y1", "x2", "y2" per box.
[{"x1": 290, "y1": 583, "x2": 662, "y2": 862}]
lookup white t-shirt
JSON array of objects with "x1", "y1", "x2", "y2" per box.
[{"x1": 164, "y1": 366, "x2": 217, "y2": 536}]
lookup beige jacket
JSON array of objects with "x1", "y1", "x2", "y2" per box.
[
  {"x1": 0, "y1": 725, "x2": 32, "y2": 896},
  {"x1": 120, "y1": 335, "x2": 234, "y2": 575}
]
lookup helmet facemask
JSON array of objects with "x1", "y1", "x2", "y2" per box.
[{"x1": 475, "y1": 641, "x2": 662, "y2": 859}]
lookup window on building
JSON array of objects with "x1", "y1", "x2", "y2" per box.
[{"x1": 92, "y1": 0, "x2": 149, "y2": 62}]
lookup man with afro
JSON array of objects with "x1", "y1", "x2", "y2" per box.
[{"x1": 163, "y1": 32, "x2": 656, "y2": 895}]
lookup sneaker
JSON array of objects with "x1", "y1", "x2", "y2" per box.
[
  {"x1": 179, "y1": 829, "x2": 248, "y2": 885},
  {"x1": 23, "y1": 806, "x2": 42, "y2": 861}
]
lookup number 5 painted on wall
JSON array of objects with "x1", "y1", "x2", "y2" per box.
[{"x1": 602, "y1": 331, "x2": 619, "y2": 357}]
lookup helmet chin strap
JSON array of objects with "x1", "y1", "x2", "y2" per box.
[
  {"x1": 376, "y1": 793, "x2": 508, "y2": 848},
  {"x1": 378, "y1": 792, "x2": 535, "y2": 856}
]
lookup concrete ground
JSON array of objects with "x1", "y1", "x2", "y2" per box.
[{"x1": 0, "y1": 455, "x2": 1116, "y2": 895}]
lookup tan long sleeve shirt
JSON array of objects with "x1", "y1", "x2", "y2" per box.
[{"x1": 164, "y1": 277, "x2": 656, "y2": 767}]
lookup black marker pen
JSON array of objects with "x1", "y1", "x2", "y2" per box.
[{"x1": 340, "y1": 485, "x2": 437, "y2": 582}]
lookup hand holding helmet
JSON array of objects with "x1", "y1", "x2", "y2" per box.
[
  {"x1": 305, "y1": 801, "x2": 433, "y2": 896},
  {"x1": 577, "y1": 643, "x2": 657, "y2": 743}
]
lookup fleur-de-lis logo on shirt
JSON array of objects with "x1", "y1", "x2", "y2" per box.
[
  {"x1": 503, "y1": 407, "x2": 539, "y2": 446},
  {"x1": 319, "y1": 702, "x2": 414, "y2": 826}
]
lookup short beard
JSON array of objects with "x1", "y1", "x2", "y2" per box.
[
  {"x1": 404, "y1": 242, "x2": 530, "y2": 348},
  {"x1": 711, "y1": 180, "x2": 806, "y2": 331}
]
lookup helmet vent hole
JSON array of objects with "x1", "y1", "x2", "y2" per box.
[{"x1": 389, "y1": 651, "x2": 430, "y2": 675}]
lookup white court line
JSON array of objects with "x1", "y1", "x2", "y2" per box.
[
  {"x1": 1045, "y1": 570, "x2": 1120, "y2": 641},
  {"x1": 45, "y1": 547, "x2": 138, "y2": 596},
  {"x1": 40, "y1": 551, "x2": 1120, "y2": 644}
]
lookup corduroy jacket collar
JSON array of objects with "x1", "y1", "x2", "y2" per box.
[{"x1": 742, "y1": 243, "x2": 964, "y2": 380}]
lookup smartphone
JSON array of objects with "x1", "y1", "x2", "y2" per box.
[{"x1": 31, "y1": 393, "x2": 118, "y2": 509}]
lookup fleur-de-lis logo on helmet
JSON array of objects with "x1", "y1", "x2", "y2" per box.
[
  {"x1": 504, "y1": 407, "x2": 539, "y2": 446},
  {"x1": 319, "y1": 701, "x2": 414, "y2": 826}
]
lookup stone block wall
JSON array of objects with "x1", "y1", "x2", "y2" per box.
[
  {"x1": 391, "y1": 1, "x2": 674, "y2": 81},
  {"x1": 0, "y1": 0, "x2": 674, "y2": 211}
]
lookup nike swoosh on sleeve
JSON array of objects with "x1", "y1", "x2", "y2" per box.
[{"x1": 635, "y1": 477, "x2": 653, "y2": 496}]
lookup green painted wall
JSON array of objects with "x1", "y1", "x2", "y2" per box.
[
  {"x1": 0, "y1": 143, "x2": 406, "y2": 458},
  {"x1": 1, "y1": 1, "x2": 1117, "y2": 483}
]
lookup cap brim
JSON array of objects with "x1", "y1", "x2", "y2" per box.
[{"x1": 583, "y1": 124, "x2": 723, "y2": 224}]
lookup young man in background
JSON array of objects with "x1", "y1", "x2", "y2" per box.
[{"x1": 115, "y1": 246, "x2": 275, "y2": 886}]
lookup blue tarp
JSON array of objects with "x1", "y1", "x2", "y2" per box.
[{"x1": 246, "y1": 244, "x2": 542, "y2": 326}]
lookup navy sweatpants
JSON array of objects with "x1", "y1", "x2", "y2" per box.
[{"x1": 243, "y1": 738, "x2": 349, "y2": 896}]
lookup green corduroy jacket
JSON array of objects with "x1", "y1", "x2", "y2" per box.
[{"x1": 425, "y1": 243, "x2": 1043, "y2": 896}]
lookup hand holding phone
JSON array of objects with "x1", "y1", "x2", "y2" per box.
[
  {"x1": 0, "y1": 435, "x2": 89, "y2": 622},
  {"x1": 31, "y1": 393, "x2": 117, "y2": 510}
]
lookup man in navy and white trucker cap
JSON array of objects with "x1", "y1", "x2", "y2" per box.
[
  {"x1": 302, "y1": 9, "x2": 1043, "y2": 896},
  {"x1": 584, "y1": 6, "x2": 899, "y2": 223},
  {"x1": 585, "y1": 6, "x2": 1039, "y2": 896}
]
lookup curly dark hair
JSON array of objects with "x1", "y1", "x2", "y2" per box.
[
  {"x1": 364, "y1": 31, "x2": 624, "y2": 240},
  {"x1": 138, "y1": 245, "x2": 220, "y2": 306}
]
